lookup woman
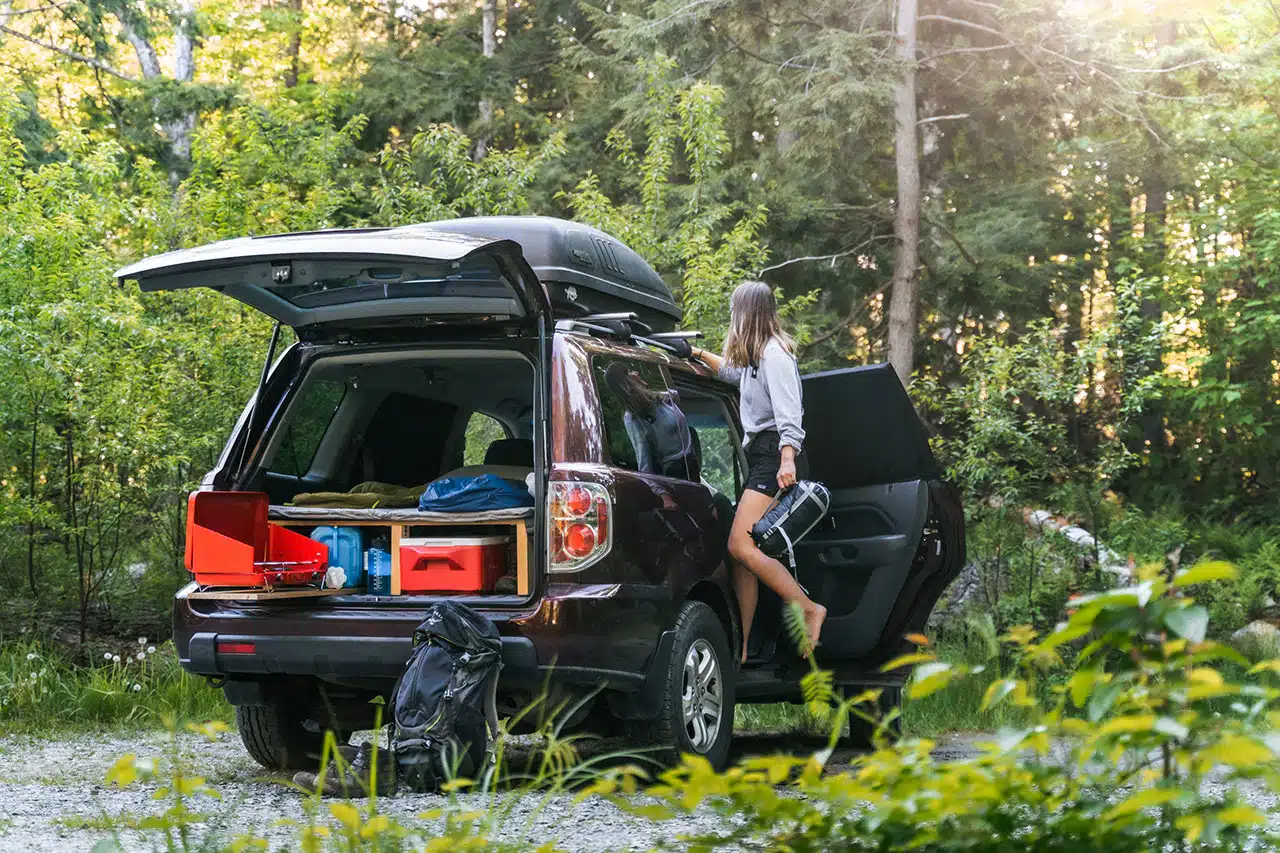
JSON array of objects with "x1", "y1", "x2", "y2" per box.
[{"x1": 692, "y1": 281, "x2": 826, "y2": 662}]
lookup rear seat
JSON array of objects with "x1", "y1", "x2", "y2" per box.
[{"x1": 437, "y1": 438, "x2": 534, "y2": 483}]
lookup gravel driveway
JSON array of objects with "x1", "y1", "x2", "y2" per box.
[
  {"x1": 2, "y1": 728, "x2": 1275, "y2": 851},
  {"x1": 0, "y1": 727, "x2": 879, "y2": 852}
]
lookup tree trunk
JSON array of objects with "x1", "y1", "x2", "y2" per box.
[
  {"x1": 887, "y1": 0, "x2": 921, "y2": 385},
  {"x1": 1139, "y1": 19, "x2": 1177, "y2": 454},
  {"x1": 474, "y1": 0, "x2": 497, "y2": 160},
  {"x1": 26, "y1": 402, "x2": 38, "y2": 599},
  {"x1": 283, "y1": 0, "x2": 303, "y2": 88},
  {"x1": 167, "y1": 0, "x2": 197, "y2": 167}
]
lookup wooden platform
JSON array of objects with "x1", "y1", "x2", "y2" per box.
[
  {"x1": 187, "y1": 586, "x2": 358, "y2": 601},
  {"x1": 195, "y1": 514, "x2": 533, "y2": 600}
]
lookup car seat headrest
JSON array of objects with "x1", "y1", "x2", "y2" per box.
[{"x1": 484, "y1": 438, "x2": 534, "y2": 468}]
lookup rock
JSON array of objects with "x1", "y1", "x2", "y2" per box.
[
  {"x1": 927, "y1": 561, "x2": 981, "y2": 632},
  {"x1": 1231, "y1": 620, "x2": 1280, "y2": 662}
]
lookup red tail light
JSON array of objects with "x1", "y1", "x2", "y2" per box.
[
  {"x1": 549, "y1": 481, "x2": 611, "y2": 572},
  {"x1": 217, "y1": 641, "x2": 256, "y2": 655}
]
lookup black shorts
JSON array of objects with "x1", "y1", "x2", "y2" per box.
[{"x1": 744, "y1": 430, "x2": 809, "y2": 497}]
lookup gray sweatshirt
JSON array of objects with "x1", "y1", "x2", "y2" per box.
[{"x1": 718, "y1": 338, "x2": 806, "y2": 451}]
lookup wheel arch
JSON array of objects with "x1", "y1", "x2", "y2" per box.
[{"x1": 686, "y1": 578, "x2": 739, "y2": 663}]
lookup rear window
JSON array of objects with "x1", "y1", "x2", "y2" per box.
[
  {"x1": 271, "y1": 378, "x2": 346, "y2": 477},
  {"x1": 264, "y1": 256, "x2": 510, "y2": 309}
]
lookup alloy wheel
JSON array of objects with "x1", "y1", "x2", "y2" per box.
[{"x1": 681, "y1": 638, "x2": 723, "y2": 753}]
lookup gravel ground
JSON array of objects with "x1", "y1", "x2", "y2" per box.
[
  {"x1": 0, "y1": 727, "x2": 854, "y2": 852},
  {"x1": 1, "y1": 728, "x2": 1276, "y2": 852}
]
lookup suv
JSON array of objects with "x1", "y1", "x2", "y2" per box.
[{"x1": 119, "y1": 216, "x2": 965, "y2": 770}]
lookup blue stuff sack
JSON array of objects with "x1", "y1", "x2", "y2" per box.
[{"x1": 419, "y1": 474, "x2": 535, "y2": 513}]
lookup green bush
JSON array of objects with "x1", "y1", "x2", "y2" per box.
[{"x1": 91, "y1": 562, "x2": 1280, "y2": 852}]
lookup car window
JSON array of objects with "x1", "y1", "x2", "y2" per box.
[
  {"x1": 594, "y1": 358, "x2": 697, "y2": 481},
  {"x1": 674, "y1": 385, "x2": 742, "y2": 499},
  {"x1": 462, "y1": 411, "x2": 508, "y2": 466},
  {"x1": 271, "y1": 378, "x2": 346, "y2": 478}
]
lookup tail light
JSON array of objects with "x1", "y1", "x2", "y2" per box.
[{"x1": 549, "y1": 481, "x2": 611, "y2": 572}]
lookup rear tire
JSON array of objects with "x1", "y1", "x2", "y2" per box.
[
  {"x1": 236, "y1": 701, "x2": 326, "y2": 771},
  {"x1": 843, "y1": 686, "x2": 903, "y2": 749},
  {"x1": 636, "y1": 601, "x2": 736, "y2": 770}
]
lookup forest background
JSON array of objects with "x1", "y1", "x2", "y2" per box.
[{"x1": 0, "y1": 0, "x2": 1278, "y2": 677}]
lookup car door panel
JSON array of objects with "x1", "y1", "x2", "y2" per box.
[
  {"x1": 795, "y1": 480, "x2": 928, "y2": 657},
  {"x1": 795, "y1": 364, "x2": 957, "y2": 662}
]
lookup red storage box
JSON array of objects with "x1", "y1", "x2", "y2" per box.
[
  {"x1": 400, "y1": 535, "x2": 511, "y2": 593},
  {"x1": 186, "y1": 491, "x2": 328, "y2": 588}
]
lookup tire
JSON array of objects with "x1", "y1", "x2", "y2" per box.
[
  {"x1": 843, "y1": 686, "x2": 902, "y2": 749},
  {"x1": 636, "y1": 601, "x2": 736, "y2": 770},
  {"x1": 236, "y1": 700, "x2": 326, "y2": 771}
]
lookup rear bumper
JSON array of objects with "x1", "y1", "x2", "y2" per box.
[{"x1": 174, "y1": 582, "x2": 679, "y2": 696}]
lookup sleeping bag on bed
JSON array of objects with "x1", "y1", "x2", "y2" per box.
[{"x1": 418, "y1": 475, "x2": 535, "y2": 513}]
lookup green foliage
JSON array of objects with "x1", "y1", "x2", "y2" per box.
[
  {"x1": 0, "y1": 640, "x2": 229, "y2": 731},
  {"x1": 582, "y1": 566, "x2": 1280, "y2": 851}
]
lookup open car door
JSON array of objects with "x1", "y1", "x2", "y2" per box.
[
  {"x1": 794, "y1": 363, "x2": 961, "y2": 659},
  {"x1": 115, "y1": 226, "x2": 550, "y2": 334}
]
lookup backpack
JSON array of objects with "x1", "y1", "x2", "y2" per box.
[
  {"x1": 751, "y1": 480, "x2": 832, "y2": 573},
  {"x1": 391, "y1": 602, "x2": 503, "y2": 791}
]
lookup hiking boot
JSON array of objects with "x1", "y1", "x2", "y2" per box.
[{"x1": 293, "y1": 742, "x2": 396, "y2": 798}]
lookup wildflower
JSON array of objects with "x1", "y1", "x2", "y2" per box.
[
  {"x1": 136, "y1": 653, "x2": 146, "y2": 661},
  {"x1": 137, "y1": 637, "x2": 147, "y2": 646},
  {"x1": 112, "y1": 654, "x2": 121, "y2": 663},
  {"x1": 147, "y1": 646, "x2": 156, "y2": 654},
  {"x1": 104, "y1": 652, "x2": 113, "y2": 661},
  {"x1": 25, "y1": 652, "x2": 36, "y2": 661},
  {"x1": 132, "y1": 684, "x2": 142, "y2": 692}
]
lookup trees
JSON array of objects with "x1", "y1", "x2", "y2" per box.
[{"x1": 887, "y1": 0, "x2": 921, "y2": 384}]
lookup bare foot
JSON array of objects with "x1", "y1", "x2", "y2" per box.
[{"x1": 802, "y1": 604, "x2": 827, "y2": 659}]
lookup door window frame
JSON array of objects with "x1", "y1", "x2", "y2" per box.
[{"x1": 669, "y1": 373, "x2": 747, "y2": 499}]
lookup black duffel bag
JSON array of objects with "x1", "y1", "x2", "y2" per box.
[{"x1": 750, "y1": 480, "x2": 832, "y2": 570}]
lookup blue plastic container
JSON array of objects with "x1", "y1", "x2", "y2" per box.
[
  {"x1": 310, "y1": 526, "x2": 365, "y2": 589},
  {"x1": 366, "y1": 544, "x2": 392, "y2": 595}
]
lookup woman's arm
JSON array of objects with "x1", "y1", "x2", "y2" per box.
[
  {"x1": 763, "y1": 347, "x2": 806, "y2": 452},
  {"x1": 690, "y1": 346, "x2": 723, "y2": 371}
]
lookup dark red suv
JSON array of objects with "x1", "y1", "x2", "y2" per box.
[{"x1": 118, "y1": 216, "x2": 965, "y2": 769}]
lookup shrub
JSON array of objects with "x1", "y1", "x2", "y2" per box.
[{"x1": 95, "y1": 562, "x2": 1280, "y2": 851}]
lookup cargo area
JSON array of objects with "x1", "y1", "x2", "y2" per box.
[{"x1": 186, "y1": 348, "x2": 540, "y2": 602}]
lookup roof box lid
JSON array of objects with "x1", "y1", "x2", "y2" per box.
[{"x1": 421, "y1": 216, "x2": 682, "y2": 332}]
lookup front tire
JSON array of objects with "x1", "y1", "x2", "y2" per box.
[
  {"x1": 640, "y1": 601, "x2": 736, "y2": 769},
  {"x1": 236, "y1": 700, "x2": 325, "y2": 771}
]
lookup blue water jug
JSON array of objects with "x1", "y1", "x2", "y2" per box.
[{"x1": 310, "y1": 526, "x2": 365, "y2": 589}]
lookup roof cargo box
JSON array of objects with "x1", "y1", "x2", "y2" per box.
[{"x1": 423, "y1": 216, "x2": 682, "y2": 333}]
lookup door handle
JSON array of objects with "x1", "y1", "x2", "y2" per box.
[{"x1": 817, "y1": 545, "x2": 858, "y2": 567}]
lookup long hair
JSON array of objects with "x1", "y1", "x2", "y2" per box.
[{"x1": 722, "y1": 280, "x2": 794, "y2": 368}]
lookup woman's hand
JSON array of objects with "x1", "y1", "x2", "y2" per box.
[{"x1": 777, "y1": 445, "x2": 798, "y2": 490}]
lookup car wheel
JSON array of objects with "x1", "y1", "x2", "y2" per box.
[
  {"x1": 640, "y1": 601, "x2": 736, "y2": 769},
  {"x1": 236, "y1": 700, "x2": 326, "y2": 771},
  {"x1": 843, "y1": 685, "x2": 902, "y2": 749}
]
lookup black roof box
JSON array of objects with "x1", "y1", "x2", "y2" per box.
[{"x1": 421, "y1": 216, "x2": 682, "y2": 332}]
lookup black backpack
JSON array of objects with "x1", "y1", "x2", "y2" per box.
[{"x1": 391, "y1": 602, "x2": 503, "y2": 792}]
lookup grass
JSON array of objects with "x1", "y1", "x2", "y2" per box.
[{"x1": 0, "y1": 639, "x2": 230, "y2": 733}]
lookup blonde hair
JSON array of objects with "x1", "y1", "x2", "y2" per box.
[{"x1": 723, "y1": 280, "x2": 794, "y2": 368}]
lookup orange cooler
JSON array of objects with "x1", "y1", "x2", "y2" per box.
[{"x1": 399, "y1": 535, "x2": 511, "y2": 593}]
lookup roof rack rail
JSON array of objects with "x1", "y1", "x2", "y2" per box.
[
  {"x1": 646, "y1": 331, "x2": 703, "y2": 341},
  {"x1": 556, "y1": 312, "x2": 706, "y2": 362}
]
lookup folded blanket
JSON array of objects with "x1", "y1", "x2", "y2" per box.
[{"x1": 289, "y1": 481, "x2": 426, "y2": 509}]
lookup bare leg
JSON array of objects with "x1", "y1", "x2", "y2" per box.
[
  {"x1": 732, "y1": 560, "x2": 758, "y2": 663},
  {"x1": 728, "y1": 490, "x2": 827, "y2": 658}
]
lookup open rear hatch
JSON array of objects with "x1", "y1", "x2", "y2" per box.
[
  {"x1": 120, "y1": 227, "x2": 552, "y2": 605},
  {"x1": 115, "y1": 225, "x2": 550, "y2": 335}
]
